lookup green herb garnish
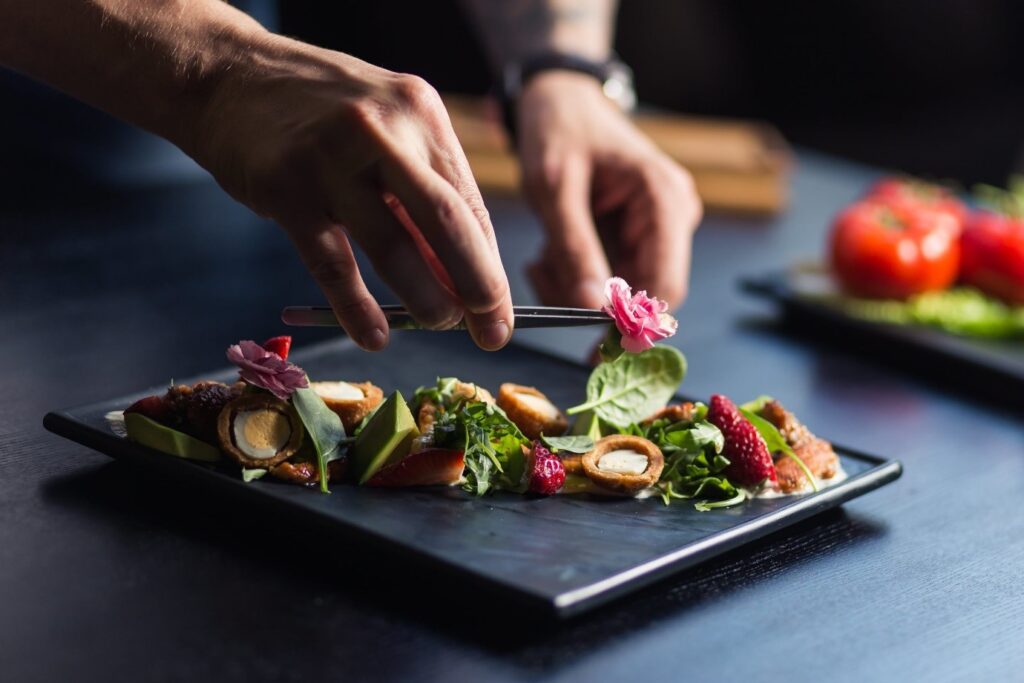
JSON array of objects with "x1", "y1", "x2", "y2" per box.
[
  {"x1": 567, "y1": 346, "x2": 687, "y2": 427},
  {"x1": 292, "y1": 385, "x2": 347, "y2": 493}
]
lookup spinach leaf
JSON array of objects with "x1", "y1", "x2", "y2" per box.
[
  {"x1": 567, "y1": 346, "x2": 686, "y2": 427},
  {"x1": 540, "y1": 434, "x2": 595, "y2": 454},
  {"x1": 292, "y1": 386, "x2": 347, "y2": 493}
]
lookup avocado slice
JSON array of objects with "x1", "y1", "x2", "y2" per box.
[
  {"x1": 124, "y1": 412, "x2": 222, "y2": 462},
  {"x1": 349, "y1": 390, "x2": 419, "y2": 484}
]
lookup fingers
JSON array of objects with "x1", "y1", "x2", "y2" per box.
[
  {"x1": 526, "y1": 156, "x2": 611, "y2": 308},
  {"x1": 378, "y1": 155, "x2": 514, "y2": 350},
  {"x1": 620, "y1": 163, "x2": 702, "y2": 309},
  {"x1": 340, "y1": 193, "x2": 464, "y2": 332},
  {"x1": 283, "y1": 220, "x2": 391, "y2": 351}
]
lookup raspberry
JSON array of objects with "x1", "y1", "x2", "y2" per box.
[
  {"x1": 527, "y1": 441, "x2": 566, "y2": 495},
  {"x1": 707, "y1": 394, "x2": 777, "y2": 487}
]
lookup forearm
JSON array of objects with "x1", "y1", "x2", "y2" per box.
[
  {"x1": 461, "y1": 0, "x2": 616, "y2": 66},
  {"x1": 0, "y1": 0, "x2": 267, "y2": 152}
]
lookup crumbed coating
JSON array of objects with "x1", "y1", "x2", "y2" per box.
[
  {"x1": 496, "y1": 383, "x2": 569, "y2": 440},
  {"x1": 559, "y1": 453, "x2": 584, "y2": 475},
  {"x1": 759, "y1": 400, "x2": 839, "y2": 492},
  {"x1": 451, "y1": 381, "x2": 494, "y2": 405},
  {"x1": 216, "y1": 394, "x2": 304, "y2": 468},
  {"x1": 311, "y1": 381, "x2": 384, "y2": 432},
  {"x1": 163, "y1": 381, "x2": 242, "y2": 445},
  {"x1": 581, "y1": 435, "x2": 665, "y2": 495},
  {"x1": 641, "y1": 402, "x2": 697, "y2": 425}
]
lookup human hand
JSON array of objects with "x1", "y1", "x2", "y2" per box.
[
  {"x1": 516, "y1": 71, "x2": 702, "y2": 310},
  {"x1": 189, "y1": 33, "x2": 513, "y2": 351}
]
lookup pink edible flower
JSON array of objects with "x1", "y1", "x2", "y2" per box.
[
  {"x1": 226, "y1": 340, "x2": 309, "y2": 400},
  {"x1": 602, "y1": 277, "x2": 678, "y2": 353}
]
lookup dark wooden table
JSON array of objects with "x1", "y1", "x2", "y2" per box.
[{"x1": 2, "y1": 151, "x2": 1022, "y2": 682}]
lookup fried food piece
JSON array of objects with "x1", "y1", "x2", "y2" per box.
[
  {"x1": 496, "y1": 383, "x2": 569, "y2": 440},
  {"x1": 642, "y1": 402, "x2": 697, "y2": 425},
  {"x1": 270, "y1": 457, "x2": 349, "y2": 486},
  {"x1": 559, "y1": 453, "x2": 584, "y2": 475},
  {"x1": 310, "y1": 381, "x2": 384, "y2": 432},
  {"x1": 217, "y1": 394, "x2": 304, "y2": 468},
  {"x1": 451, "y1": 381, "x2": 495, "y2": 405},
  {"x1": 581, "y1": 435, "x2": 665, "y2": 495},
  {"x1": 758, "y1": 400, "x2": 839, "y2": 493},
  {"x1": 163, "y1": 381, "x2": 242, "y2": 445}
]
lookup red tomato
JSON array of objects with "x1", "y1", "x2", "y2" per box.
[
  {"x1": 830, "y1": 200, "x2": 962, "y2": 299},
  {"x1": 867, "y1": 177, "x2": 969, "y2": 230},
  {"x1": 960, "y1": 211, "x2": 1024, "y2": 305}
]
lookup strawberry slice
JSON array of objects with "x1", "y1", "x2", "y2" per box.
[
  {"x1": 261, "y1": 335, "x2": 292, "y2": 360},
  {"x1": 365, "y1": 448, "x2": 465, "y2": 487},
  {"x1": 124, "y1": 395, "x2": 170, "y2": 424}
]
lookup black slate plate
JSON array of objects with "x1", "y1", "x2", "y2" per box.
[
  {"x1": 742, "y1": 272, "x2": 1024, "y2": 395},
  {"x1": 44, "y1": 334, "x2": 901, "y2": 618}
]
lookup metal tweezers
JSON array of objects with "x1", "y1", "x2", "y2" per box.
[{"x1": 281, "y1": 305, "x2": 612, "y2": 330}]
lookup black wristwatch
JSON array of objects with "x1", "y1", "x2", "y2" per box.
[{"x1": 499, "y1": 52, "x2": 636, "y2": 142}]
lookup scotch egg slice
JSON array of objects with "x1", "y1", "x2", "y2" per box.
[
  {"x1": 496, "y1": 383, "x2": 568, "y2": 440},
  {"x1": 310, "y1": 381, "x2": 384, "y2": 432},
  {"x1": 217, "y1": 394, "x2": 304, "y2": 468},
  {"x1": 582, "y1": 435, "x2": 664, "y2": 495}
]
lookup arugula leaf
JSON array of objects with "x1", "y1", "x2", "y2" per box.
[
  {"x1": 540, "y1": 434, "x2": 595, "y2": 454},
  {"x1": 292, "y1": 386, "x2": 347, "y2": 493},
  {"x1": 567, "y1": 346, "x2": 687, "y2": 427},
  {"x1": 738, "y1": 407, "x2": 818, "y2": 493}
]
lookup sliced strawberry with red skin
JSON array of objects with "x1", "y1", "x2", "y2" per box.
[
  {"x1": 124, "y1": 395, "x2": 170, "y2": 424},
  {"x1": 707, "y1": 394, "x2": 776, "y2": 486},
  {"x1": 261, "y1": 335, "x2": 292, "y2": 360},
  {"x1": 526, "y1": 441, "x2": 565, "y2": 495},
  {"x1": 365, "y1": 448, "x2": 465, "y2": 487}
]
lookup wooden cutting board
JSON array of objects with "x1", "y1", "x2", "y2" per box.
[{"x1": 443, "y1": 94, "x2": 792, "y2": 215}]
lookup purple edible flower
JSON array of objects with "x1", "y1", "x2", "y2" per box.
[{"x1": 226, "y1": 340, "x2": 309, "y2": 400}]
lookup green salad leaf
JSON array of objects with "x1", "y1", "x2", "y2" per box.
[
  {"x1": 292, "y1": 386, "x2": 347, "y2": 493},
  {"x1": 540, "y1": 434, "x2": 595, "y2": 454},
  {"x1": 826, "y1": 287, "x2": 1024, "y2": 338},
  {"x1": 416, "y1": 378, "x2": 529, "y2": 495},
  {"x1": 567, "y1": 346, "x2": 687, "y2": 427}
]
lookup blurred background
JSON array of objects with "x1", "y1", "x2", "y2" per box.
[{"x1": 2, "y1": 0, "x2": 1023, "y2": 205}]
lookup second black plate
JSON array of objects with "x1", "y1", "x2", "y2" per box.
[{"x1": 743, "y1": 271, "x2": 1024, "y2": 395}]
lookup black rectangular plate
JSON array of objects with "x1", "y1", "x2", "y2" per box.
[
  {"x1": 742, "y1": 272, "x2": 1024, "y2": 394},
  {"x1": 44, "y1": 334, "x2": 901, "y2": 618}
]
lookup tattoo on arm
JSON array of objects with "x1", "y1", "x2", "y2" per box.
[{"x1": 461, "y1": 0, "x2": 616, "y2": 67}]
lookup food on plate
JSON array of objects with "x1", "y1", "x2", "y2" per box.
[
  {"x1": 366, "y1": 447, "x2": 465, "y2": 487},
  {"x1": 866, "y1": 176, "x2": 968, "y2": 229},
  {"x1": 581, "y1": 435, "x2": 664, "y2": 495},
  {"x1": 707, "y1": 394, "x2": 776, "y2": 487},
  {"x1": 525, "y1": 441, "x2": 566, "y2": 495},
  {"x1": 113, "y1": 278, "x2": 847, "y2": 510},
  {"x1": 217, "y1": 393, "x2": 304, "y2": 468},
  {"x1": 496, "y1": 383, "x2": 568, "y2": 439},
  {"x1": 830, "y1": 198, "x2": 961, "y2": 299},
  {"x1": 310, "y1": 381, "x2": 384, "y2": 431},
  {"x1": 816, "y1": 175, "x2": 1024, "y2": 338},
  {"x1": 348, "y1": 391, "x2": 419, "y2": 484},
  {"x1": 960, "y1": 181, "x2": 1024, "y2": 305},
  {"x1": 757, "y1": 399, "x2": 838, "y2": 493}
]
